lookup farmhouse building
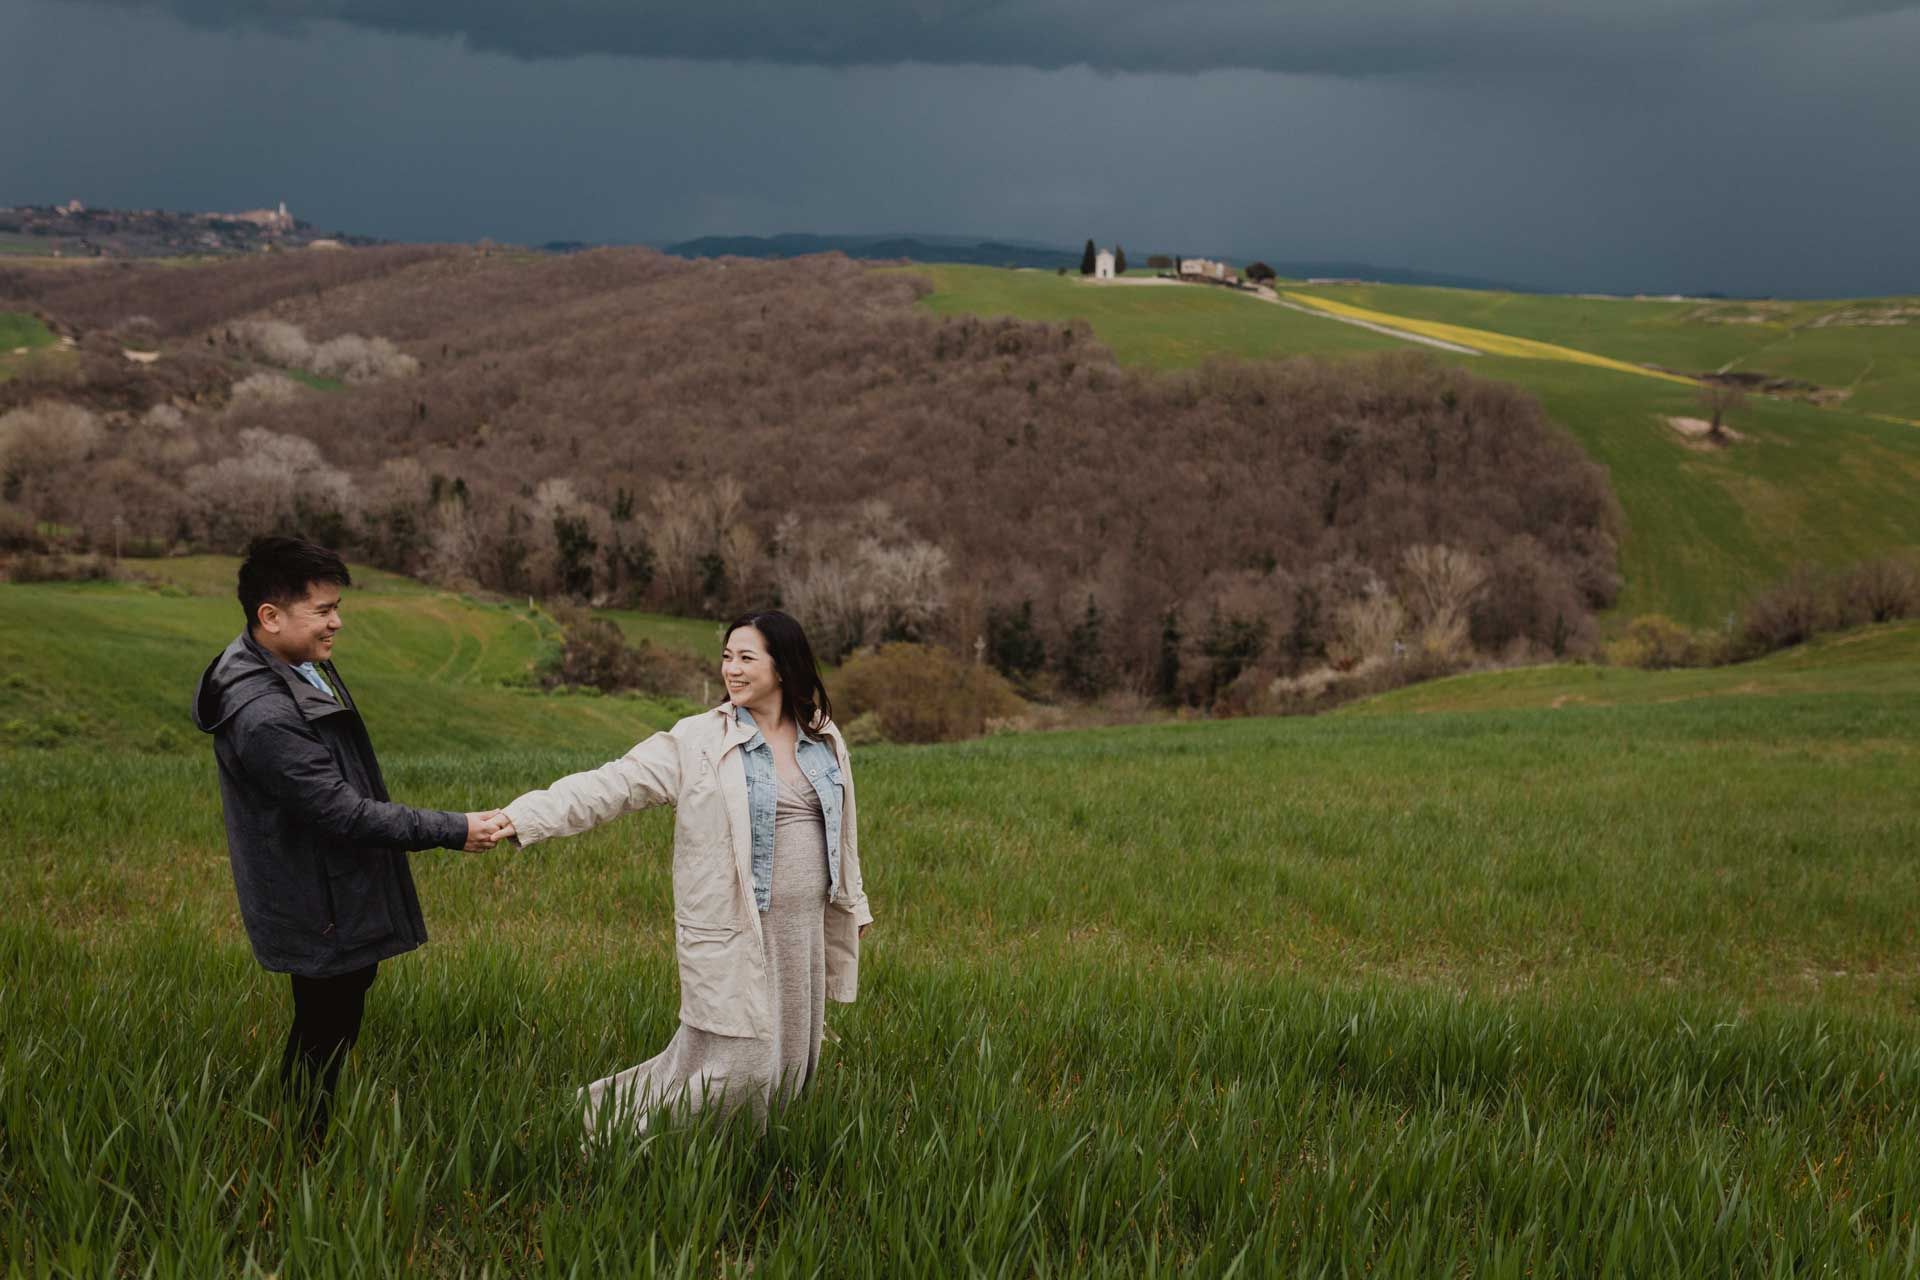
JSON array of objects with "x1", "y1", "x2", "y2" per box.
[{"x1": 1179, "y1": 257, "x2": 1237, "y2": 284}]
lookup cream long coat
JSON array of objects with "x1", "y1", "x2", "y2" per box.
[{"x1": 503, "y1": 704, "x2": 873, "y2": 1039}]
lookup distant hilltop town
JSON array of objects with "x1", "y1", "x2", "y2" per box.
[{"x1": 0, "y1": 200, "x2": 381, "y2": 258}]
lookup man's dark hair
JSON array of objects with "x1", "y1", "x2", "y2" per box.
[
  {"x1": 724, "y1": 609, "x2": 833, "y2": 733},
  {"x1": 237, "y1": 537, "x2": 351, "y2": 630}
]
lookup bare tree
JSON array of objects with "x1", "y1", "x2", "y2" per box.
[
  {"x1": 184, "y1": 427, "x2": 357, "y2": 549},
  {"x1": 1400, "y1": 544, "x2": 1488, "y2": 661},
  {"x1": 1329, "y1": 578, "x2": 1407, "y2": 667},
  {"x1": 1697, "y1": 382, "x2": 1747, "y2": 444},
  {"x1": 649, "y1": 480, "x2": 706, "y2": 612},
  {"x1": 0, "y1": 402, "x2": 104, "y2": 522}
]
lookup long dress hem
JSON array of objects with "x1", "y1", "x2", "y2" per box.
[{"x1": 582, "y1": 773, "x2": 829, "y2": 1138}]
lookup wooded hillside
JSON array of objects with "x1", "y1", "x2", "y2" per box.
[{"x1": 1, "y1": 247, "x2": 1621, "y2": 699}]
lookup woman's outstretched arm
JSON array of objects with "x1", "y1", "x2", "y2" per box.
[{"x1": 499, "y1": 731, "x2": 683, "y2": 848}]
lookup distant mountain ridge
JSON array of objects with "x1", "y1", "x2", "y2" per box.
[
  {"x1": 664, "y1": 233, "x2": 1080, "y2": 272},
  {"x1": 661, "y1": 232, "x2": 1543, "y2": 293}
]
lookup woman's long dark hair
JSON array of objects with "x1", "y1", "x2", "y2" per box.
[{"x1": 724, "y1": 610, "x2": 833, "y2": 734}]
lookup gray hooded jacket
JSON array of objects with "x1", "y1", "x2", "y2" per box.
[{"x1": 192, "y1": 631, "x2": 468, "y2": 977}]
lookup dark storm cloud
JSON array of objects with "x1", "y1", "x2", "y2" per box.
[
  {"x1": 5, "y1": 0, "x2": 1918, "y2": 296},
  {"x1": 62, "y1": 0, "x2": 1920, "y2": 74}
]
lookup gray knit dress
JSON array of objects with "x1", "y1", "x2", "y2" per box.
[{"x1": 581, "y1": 772, "x2": 830, "y2": 1137}]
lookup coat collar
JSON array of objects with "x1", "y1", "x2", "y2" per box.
[
  {"x1": 243, "y1": 631, "x2": 354, "y2": 722},
  {"x1": 710, "y1": 701, "x2": 840, "y2": 756}
]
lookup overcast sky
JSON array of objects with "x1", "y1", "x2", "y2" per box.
[{"x1": 4, "y1": 0, "x2": 1918, "y2": 296}]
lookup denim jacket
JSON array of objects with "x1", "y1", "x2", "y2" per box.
[{"x1": 734, "y1": 706, "x2": 844, "y2": 912}]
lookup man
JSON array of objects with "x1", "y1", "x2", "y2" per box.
[{"x1": 191, "y1": 536, "x2": 508, "y2": 1142}]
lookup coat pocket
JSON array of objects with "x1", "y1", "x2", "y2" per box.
[
  {"x1": 674, "y1": 915, "x2": 755, "y2": 1036},
  {"x1": 323, "y1": 852, "x2": 394, "y2": 946}
]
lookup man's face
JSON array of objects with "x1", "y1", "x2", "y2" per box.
[{"x1": 257, "y1": 581, "x2": 344, "y2": 666}]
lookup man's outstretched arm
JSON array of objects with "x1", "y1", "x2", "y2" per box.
[{"x1": 236, "y1": 711, "x2": 503, "y2": 852}]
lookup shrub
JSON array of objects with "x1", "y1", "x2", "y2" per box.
[
  {"x1": 539, "y1": 607, "x2": 708, "y2": 699},
  {"x1": 1739, "y1": 564, "x2": 1831, "y2": 656},
  {"x1": 840, "y1": 710, "x2": 887, "y2": 747},
  {"x1": 1835, "y1": 556, "x2": 1920, "y2": 626},
  {"x1": 6, "y1": 552, "x2": 115, "y2": 583},
  {"x1": 1605, "y1": 614, "x2": 1706, "y2": 669},
  {"x1": 227, "y1": 371, "x2": 301, "y2": 408},
  {"x1": 0, "y1": 502, "x2": 41, "y2": 551},
  {"x1": 230, "y1": 319, "x2": 419, "y2": 383},
  {"x1": 309, "y1": 334, "x2": 419, "y2": 383},
  {"x1": 834, "y1": 642, "x2": 1023, "y2": 743},
  {"x1": 230, "y1": 319, "x2": 312, "y2": 368}
]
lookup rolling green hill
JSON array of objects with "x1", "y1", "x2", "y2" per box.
[
  {"x1": 1349, "y1": 619, "x2": 1920, "y2": 715},
  {"x1": 906, "y1": 265, "x2": 1411, "y2": 365},
  {"x1": 1284, "y1": 283, "x2": 1920, "y2": 421},
  {"x1": 910, "y1": 266, "x2": 1920, "y2": 624},
  {"x1": 595, "y1": 606, "x2": 725, "y2": 658},
  {"x1": 0, "y1": 559, "x2": 693, "y2": 757}
]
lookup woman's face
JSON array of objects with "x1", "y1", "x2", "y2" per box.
[{"x1": 721, "y1": 626, "x2": 780, "y2": 709}]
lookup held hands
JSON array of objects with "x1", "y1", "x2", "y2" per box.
[{"x1": 463, "y1": 810, "x2": 517, "y2": 852}]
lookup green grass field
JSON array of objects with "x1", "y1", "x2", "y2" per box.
[
  {"x1": 1352, "y1": 618, "x2": 1920, "y2": 713},
  {"x1": 6, "y1": 574, "x2": 1920, "y2": 1273},
  {"x1": 906, "y1": 266, "x2": 1413, "y2": 367},
  {"x1": 0, "y1": 312, "x2": 56, "y2": 351},
  {"x1": 285, "y1": 368, "x2": 349, "y2": 393},
  {"x1": 1284, "y1": 283, "x2": 1920, "y2": 421},
  {"x1": 909, "y1": 267, "x2": 1920, "y2": 625},
  {"x1": 0, "y1": 310, "x2": 58, "y2": 383},
  {"x1": 0, "y1": 559, "x2": 693, "y2": 757},
  {"x1": 596, "y1": 606, "x2": 725, "y2": 659}
]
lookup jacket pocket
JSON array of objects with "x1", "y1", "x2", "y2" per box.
[
  {"x1": 323, "y1": 852, "x2": 394, "y2": 946},
  {"x1": 671, "y1": 824, "x2": 738, "y2": 924},
  {"x1": 674, "y1": 915, "x2": 753, "y2": 1036}
]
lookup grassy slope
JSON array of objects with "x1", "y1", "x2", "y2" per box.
[
  {"x1": 911, "y1": 266, "x2": 1920, "y2": 623},
  {"x1": 0, "y1": 311, "x2": 56, "y2": 350},
  {"x1": 1466, "y1": 355, "x2": 1920, "y2": 620},
  {"x1": 6, "y1": 578, "x2": 1920, "y2": 1270},
  {"x1": 0, "y1": 558, "x2": 692, "y2": 757},
  {"x1": 1284, "y1": 283, "x2": 1920, "y2": 420},
  {"x1": 1351, "y1": 619, "x2": 1920, "y2": 714},
  {"x1": 3, "y1": 576, "x2": 1914, "y2": 1008},
  {"x1": 908, "y1": 265, "x2": 1412, "y2": 367},
  {"x1": 596, "y1": 606, "x2": 724, "y2": 658},
  {"x1": 0, "y1": 310, "x2": 58, "y2": 383}
]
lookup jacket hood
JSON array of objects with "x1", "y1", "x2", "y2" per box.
[{"x1": 192, "y1": 632, "x2": 284, "y2": 734}]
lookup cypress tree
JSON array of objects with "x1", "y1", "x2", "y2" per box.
[
  {"x1": 1059, "y1": 595, "x2": 1109, "y2": 697},
  {"x1": 1080, "y1": 239, "x2": 1097, "y2": 275},
  {"x1": 1156, "y1": 607, "x2": 1182, "y2": 704}
]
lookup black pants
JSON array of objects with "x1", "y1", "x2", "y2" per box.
[{"x1": 280, "y1": 963, "x2": 378, "y2": 1142}]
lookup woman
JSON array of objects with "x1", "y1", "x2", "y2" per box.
[{"x1": 497, "y1": 610, "x2": 873, "y2": 1135}]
